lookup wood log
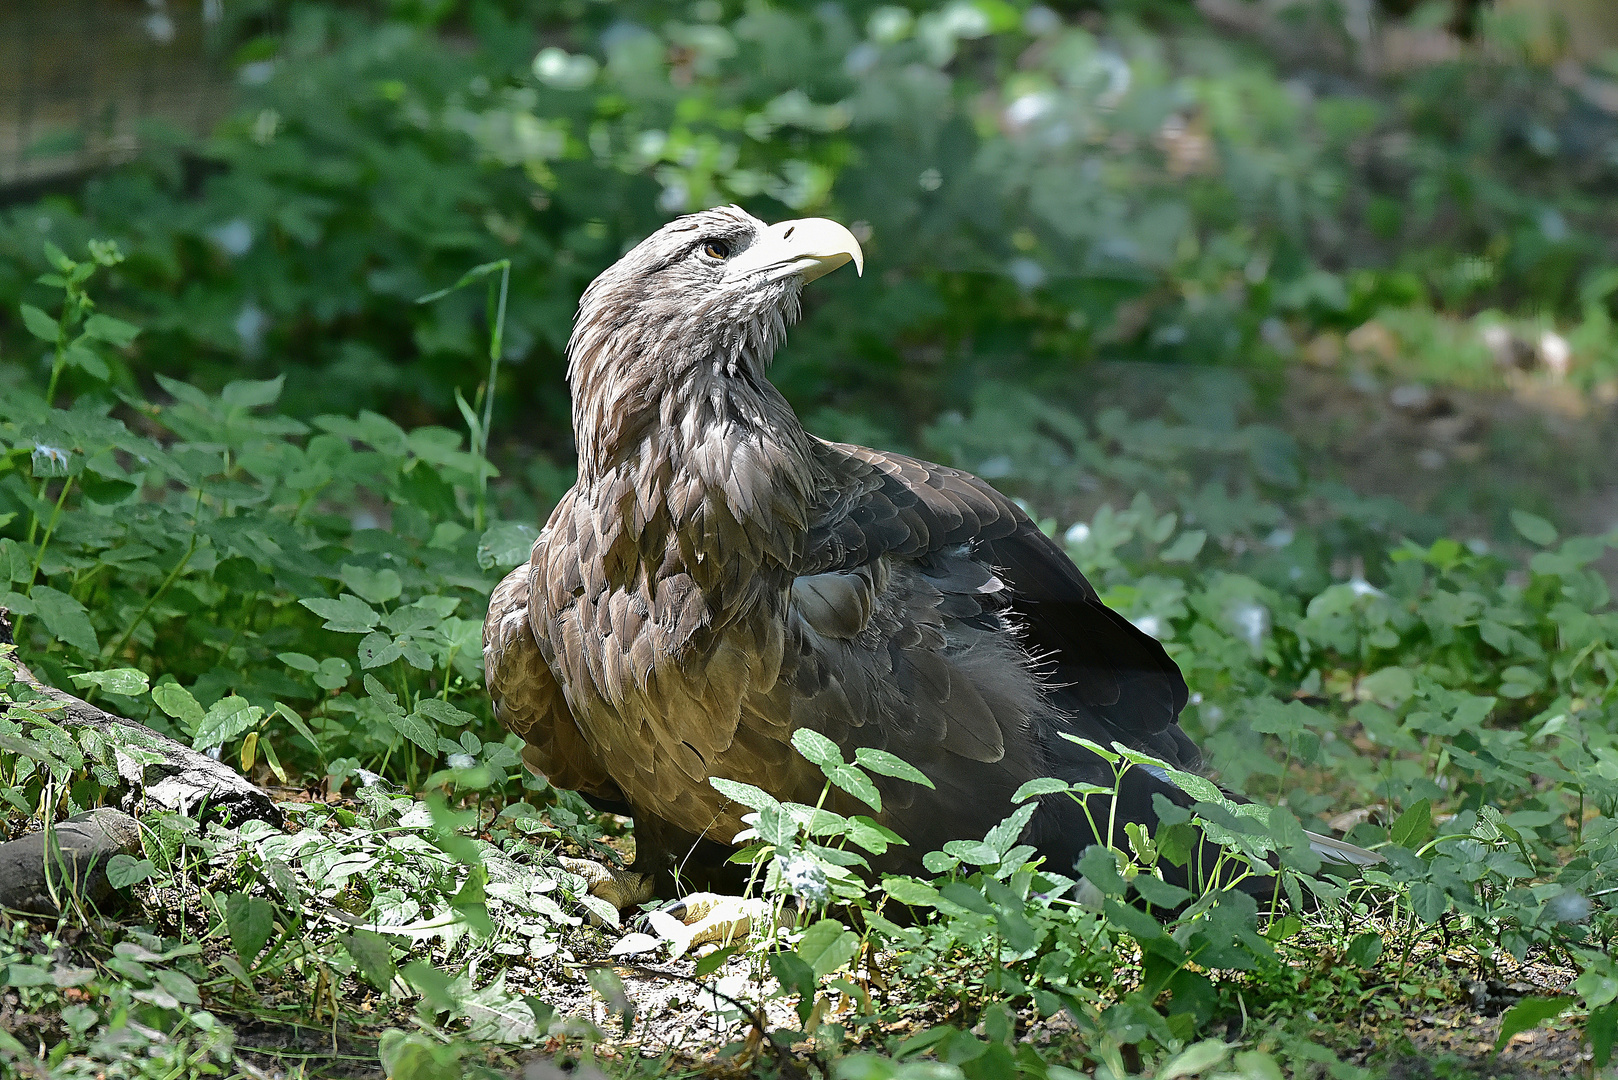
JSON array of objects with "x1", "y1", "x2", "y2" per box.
[
  {"x1": 0, "y1": 610, "x2": 283, "y2": 915},
  {"x1": 0, "y1": 807, "x2": 141, "y2": 916},
  {"x1": 1, "y1": 609, "x2": 282, "y2": 829}
]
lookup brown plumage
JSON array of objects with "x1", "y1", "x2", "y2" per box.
[{"x1": 485, "y1": 207, "x2": 1354, "y2": 894}]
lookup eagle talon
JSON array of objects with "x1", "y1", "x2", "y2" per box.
[
  {"x1": 655, "y1": 892, "x2": 776, "y2": 956},
  {"x1": 557, "y1": 856, "x2": 656, "y2": 915}
]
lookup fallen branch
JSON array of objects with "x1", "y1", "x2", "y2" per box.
[
  {"x1": 0, "y1": 609, "x2": 282, "y2": 915},
  {"x1": 0, "y1": 609, "x2": 282, "y2": 829},
  {"x1": 0, "y1": 807, "x2": 141, "y2": 916}
]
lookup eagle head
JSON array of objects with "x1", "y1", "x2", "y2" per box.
[{"x1": 566, "y1": 206, "x2": 863, "y2": 477}]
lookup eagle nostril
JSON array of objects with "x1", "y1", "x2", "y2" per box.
[{"x1": 783, "y1": 226, "x2": 795, "y2": 239}]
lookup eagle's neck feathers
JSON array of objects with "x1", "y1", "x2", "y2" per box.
[{"x1": 564, "y1": 275, "x2": 822, "y2": 627}]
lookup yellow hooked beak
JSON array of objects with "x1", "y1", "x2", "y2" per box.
[{"x1": 723, "y1": 217, "x2": 865, "y2": 285}]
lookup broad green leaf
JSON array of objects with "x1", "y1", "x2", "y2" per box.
[
  {"x1": 1391, "y1": 798, "x2": 1433, "y2": 849},
  {"x1": 151, "y1": 682, "x2": 205, "y2": 732},
  {"x1": 70, "y1": 668, "x2": 150, "y2": 697},
  {"x1": 1510, "y1": 510, "x2": 1558, "y2": 547},
  {"x1": 82, "y1": 313, "x2": 140, "y2": 348},
  {"x1": 796, "y1": 917, "x2": 860, "y2": 978},
  {"x1": 225, "y1": 892, "x2": 276, "y2": 966},
  {"x1": 221, "y1": 375, "x2": 285, "y2": 409},
  {"x1": 342, "y1": 929, "x2": 396, "y2": 991},
  {"x1": 791, "y1": 727, "x2": 844, "y2": 768},
  {"x1": 340, "y1": 564, "x2": 403, "y2": 604},
  {"x1": 401, "y1": 961, "x2": 459, "y2": 1015},
  {"x1": 105, "y1": 855, "x2": 155, "y2": 889},
  {"x1": 938, "y1": 881, "x2": 994, "y2": 915},
  {"x1": 450, "y1": 865, "x2": 494, "y2": 936},
  {"x1": 1345, "y1": 931, "x2": 1382, "y2": 967},
  {"x1": 1132, "y1": 875, "x2": 1191, "y2": 908},
  {"x1": 477, "y1": 523, "x2": 539, "y2": 571},
  {"x1": 853, "y1": 747, "x2": 934, "y2": 787},
  {"x1": 880, "y1": 877, "x2": 940, "y2": 907},
  {"x1": 415, "y1": 698, "x2": 476, "y2": 727},
  {"x1": 826, "y1": 763, "x2": 880, "y2": 811},
  {"x1": 358, "y1": 631, "x2": 404, "y2": 669},
  {"x1": 710, "y1": 776, "x2": 781, "y2": 812},
  {"x1": 1589, "y1": 1003, "x2": 1618, "y2": 1067},
  {"x1": 1011, "y1": 776, "x2": 1069, "y2": 802},
  {"x1": 277, "y1": 652, "x2": 319, "y2": 672},
  {"x1": 31, "y1": 587, "x2": 98, "y2": 654},
  {"x1": 1159, "y1": 1039, "x2": 1231, "y2": 1079},
  {"x1": 300, "y1": 594, "x2": 380, "y2": 633},
  {"x1": 1159, "y1": 529, "x2": 1207, "y2": 563},
  {"x1": 192, "y1": 696, "x2": 263, "y2": 750},
  {"x1": 20, "y1": 303, "x2": 59, "y2": 342},
  {"x1": 693, "y1": 943, "x2": 742, "y2": 979},
  {"x1": 1494, "y1": 996, "x2": 1567, "y2": 1054},
  {"x1": 0, "y1": 538, "x2": 30, "y2": 582},
  {"x1": 63, "y1": 342, "x2": 109, "y2": 380},
  {"x1": 1075, "y1": 846, "x2": 1128, "y2": 897}
]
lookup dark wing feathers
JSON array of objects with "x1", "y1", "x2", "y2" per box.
[{"x1": 771, "y1": 441, "x2": 1195, "y2": 865}]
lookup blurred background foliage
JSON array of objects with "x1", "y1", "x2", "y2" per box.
[{"x1": 6, "y1": 0, "x2": 1618, "y2": 468}]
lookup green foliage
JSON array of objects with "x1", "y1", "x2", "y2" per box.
[
  {"x1": 9, "y1": 0, "x2": 1618, "y2": 1075},
  {"x1": 8, "y1": 0, "x2": 1618, "y2": 436}
]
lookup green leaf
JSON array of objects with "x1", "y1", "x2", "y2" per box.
[
  {"x1": 853, "y1": 747, "x2": 934, "y2": 787},
  {"x1": 31, "y1": 587, "x2": 98, "y2": 654},
  {"x1": 1494, "y1": 996, "x2": 1567, "y2": 1054},
  {"x1": 1159, "y1": 529, "x2": 1208, "y2": 563},
  {"x1": 277, "y1": 652, "x2": 319, "y2": 672},
  {"x1": 792, "y1": 727, "x2": 844, "y2": 768},
  {"x1": 939, "y1": 882, "x2": 994, "y2": 915},
  {"x1": 1510, "y1": 510, "x2": 1559, "y2": 547},
  {"x1": 273, "y1": 702, "x2": 322, "y2": 754},
  {"x1": 693, "y1": 943, "x2": 742, "y2": 979},
  {"x1": 224, "y1": 892, "x2": 276, "y2": 967},
  {"x1": 451, "y1": 865, "x2": 494, "y2": 937},
  {"x1": 82, "y1": 313, "x2": 140, "y2": 348},
  {"x1": 221, "y1": 375, "x2": 284, "y2": 409},
  {"x1": 1409, "y1": 882, "x2": 1448, "y2": 923},
  {"x1": 825, "y1": 762, "x2": 880, "y2": 811},
  {"x1": 477, "y1": 523, "x2": 539, "y2": 571},
  {"x1": 365, "y1": 676, "x2": 437, "y2": 753},
  {"x1": 63, "y1": 342, "x2": 109, "y2": 379},
  {"x1": 300, "y1": 595, "x2": 381, "y2": 633},
  {"x1": 341, "y1": 929, "x2": 396, "y2": 991},
  {"x1": 1391, "y1": 798, "x2": 1433, "y2": 849},
  {"x1": 1011, "y1": 776, "x2": 1069, "y2": 802},
  {"x1": 0, "y1": 538, "x2": 31, "y2": 583},
  {"x1": 20, "y1": 303, "x2": 59, "y2": 343},
  {"x1": 401, "y1": 961, "x2": 460, "y2": 1015},
  {"x1": 1160, "y1": 1039, "x2": 1231, "y2": 1079},
  {"x1": 880, "y1": 877, "x2": 941, "y2": 907},
  {"x1": 192, "y1": 696, "x2": 264, "y2": 750},
  {"x1": 1132, "y1": 875, "x2": 1191, "y2": 908},
  {"x1": 70, "y1": 668, "x2": 150, "y2": 697},
  {"x1": 339, "y1": 564, "x2": 403, "y2": 604},
  {"x1": 1588, "y1": 1002, "x2": 1618, "y2": 1067},
  {"x1": 415, "y1": 698, "x2": 476, "y2": 728},
  {"x1": 1345, "y1": 931, "x2": 1382, "y2": 967},
  {"x1": 710, "y1": 776, "x2": 781, "y2": 813},
  {"x1": 105, "y1": 854, "x2": 155, "y2": 889},
  {"x1": 586, "y1": 967, "x2": 634, "y2": 1031},
  {"x1": 1075, "y1": 845, "x2": 1128, "y2": 897},
  {"x1": 796, "y1": 917, "x2": 861, "y2": 978},
  {"x1": 151, "y1": 683, "x2": 205, "y2": 732}
]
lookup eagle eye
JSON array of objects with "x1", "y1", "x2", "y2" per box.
[{"x1": 701, "y1": 239, "x2": 731, "y2": 260}]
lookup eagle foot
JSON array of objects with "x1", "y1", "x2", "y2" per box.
[
  {"x1": 557, "y1": 856, "x2": 656, "y2": 915},
  {"x1": 648, "y1": 892, "x2": 789, "y2": 957}
]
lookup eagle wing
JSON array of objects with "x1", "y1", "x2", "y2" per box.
[
  {"x1": 773, "y1": 440, "x2": 1194, "y2": 865},
  {"x1": 484, "y1": 546, "x2": 624, "y2": 805}
]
